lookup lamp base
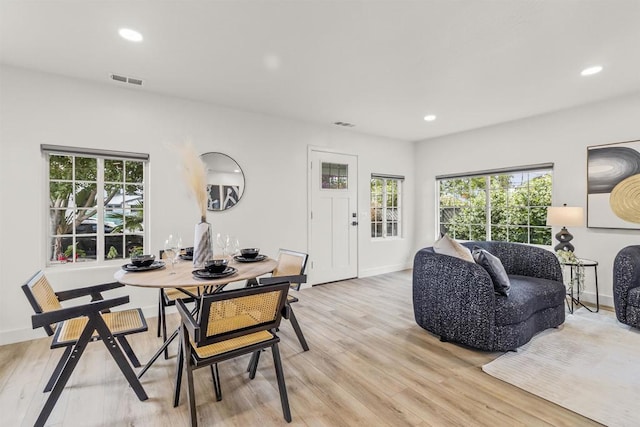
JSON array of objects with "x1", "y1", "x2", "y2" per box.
[{"x1": 554, "y1": 226, "x2": 575, "y2": 252}]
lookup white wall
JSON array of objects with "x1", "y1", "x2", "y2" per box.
[
  {"x1": 415, "y1": 91, "x2": 640, "y2": 307},
  {"x1": 0, "y1": 65, "x2": 415, "y2": 344}
]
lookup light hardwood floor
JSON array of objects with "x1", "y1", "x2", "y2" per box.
[{"x1": 1, "y1": 270, "x2": 600, "y2": 426}]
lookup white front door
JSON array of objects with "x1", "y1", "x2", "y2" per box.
[{"x1": 308, "y1": 149, "x2": 358, "y2": 285}]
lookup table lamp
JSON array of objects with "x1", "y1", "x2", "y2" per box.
[{"x1": 546, "y1": 204, "x2": 584, "y2": 252}]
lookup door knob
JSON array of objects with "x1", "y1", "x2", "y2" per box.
[{"x1": 351, "y1": 221, "x2": 359, "y2": 226}]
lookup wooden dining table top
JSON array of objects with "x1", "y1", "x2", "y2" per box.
[{"x1": 114, "y1": 256, "x2": 278, "y2": 289}]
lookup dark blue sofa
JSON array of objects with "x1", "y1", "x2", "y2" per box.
[{"x1": 413, "y1": 241, "x2": 566, "y2": 351}]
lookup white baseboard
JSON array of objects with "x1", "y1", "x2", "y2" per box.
[
  {"x1": 573, "y1": 291, "x2": 613, "y2": 310},
  {"x1": 358, "y1": 263, "x2": 412, "y2": 278},
  {"x1": 0, "y1": 328, "x2": 43, "y2": 346}
]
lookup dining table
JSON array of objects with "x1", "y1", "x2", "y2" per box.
[{"x1": 114, "y1": 255, "x2": 278, "y2": 378}]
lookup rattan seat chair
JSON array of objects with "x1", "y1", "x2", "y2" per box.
[
  {"x1": 270, "y1": 249, "x2": 309, "y2": 351},
  {"x1": 22, "y1": 271, "x2": 148, "y2": 427},
  {"x1": 244, "y1": 249, "x2": 308, "y2": 377},
  {"x1": 158, "y1": 286, "x2": 203, "y2": 355},
  {"x1": 173, "y1": 280, "x2": 293, "y2": 427},
  {"x1": 157, "y1": 249, "x2": 204, "y2": 359}
]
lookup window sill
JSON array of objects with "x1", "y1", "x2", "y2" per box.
[
  {"x1": 45, "y1": 258, "x2": 128, "y2": 272},
  {"x1": 371, "y1": 237, "x2": 404, "y2": 242}
]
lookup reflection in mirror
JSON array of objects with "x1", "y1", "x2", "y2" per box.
[{"x1": 201, "y1": 152, "x2": 245, "y2": 211}]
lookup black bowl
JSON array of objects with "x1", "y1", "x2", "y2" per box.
[
  {"x1": 131, "y1": 254, "x2": 155, "y2": 267},
  {"x1": 205, "y1": 258, "x2": 229, "y2": 273},
  {"x1": 240, "y1": 248, "x2": 260, "y2": 259}
]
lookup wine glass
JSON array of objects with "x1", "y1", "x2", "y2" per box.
[
  {"x1": 216, "y1": 233, "x2": 229, "y2": 257},
  {"x1": 228, "y1": 236, "x2": 240, "y2": 259},
  {"x1": 164, "y1": 234, "x2": 182, "y2": 274}
]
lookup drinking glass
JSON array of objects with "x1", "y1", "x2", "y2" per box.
[
  {"x1": 229, "y1": 236, "x2": 240, "y2": 258},
  {"x1": 216, "y1": 233, "x2": 229, "y2": 257},
  {"x1": 164, "y1": 234, "x2": 182, "y2": 274}
]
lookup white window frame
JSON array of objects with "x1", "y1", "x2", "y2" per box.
[
  {"x1": 370, "y1": 174, "x2": 404, "y2": 240},
  {"x1": 42, "y1": 145, "x2": 149, "y2": 267},
  {"x1": 436, "y1": 163, "x2": 553, "y2": 245}
]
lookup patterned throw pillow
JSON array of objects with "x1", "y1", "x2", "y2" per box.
[
  {"x1": 433, "y1": 234, "x2": 475, "y2": 263},
  {"x1": 472, "y1": 247, "x2": 511, "y2": 296}
]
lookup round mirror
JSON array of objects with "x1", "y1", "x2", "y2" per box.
[{"x1": 200, "y1": 152, "x2": 245, "y2": 211}]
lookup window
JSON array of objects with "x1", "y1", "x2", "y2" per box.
[
  {"x1": 44, "y1": 145, "x2": 148, "y2": 265},
  {"x1": 322, "y1": 162, "x2": 348, "y2": 189},
  {"x1": 437, "y1": 165, "x2": 553, "y2": 245},
  {"x1": 371, "y1": 174, "x2": 403, "y2": 239}
]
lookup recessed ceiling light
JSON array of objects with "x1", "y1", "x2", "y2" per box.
[
  {"x1": 424, "y1": 114, "x2": 437, "y2": 122},
  {"x1": 581, "y1": 65, "x2": 603, "y2": 76},
  {"x1": 119, "y1": 28, "x2": 143, "y2": 42},
  {"x1": 263, "y1": 54, "x2": 281, "y2": 71}
]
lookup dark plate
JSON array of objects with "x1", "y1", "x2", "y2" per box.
[
  {"x1": 122, "y1": 261, "x2": 166, "y2": 272},
  {"x1": 192, "y1": 266, "x2": 238, "y2": 280},
  {"x1": 233, "y1": 254, "x2": 267, "y2": 263},
  {"x1": 180, "y1": 254, "x2": 193, "y2": 260}
]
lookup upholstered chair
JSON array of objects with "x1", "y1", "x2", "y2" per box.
[
  {"x1": 413, "y1": 241, "x2": 566, "y2": 351},
  {"x1": 613, "y1": 245, "x2": 640, "y2": 329}
]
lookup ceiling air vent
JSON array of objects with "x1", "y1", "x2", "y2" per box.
[
  {"x1": 110, "y1": 74, "x2": 144, "y2": 86},
  {"x1": 333, "y1": 121, "x2": 355, "y2": 127},
  {"x1": 111, "y1": 74, "x2": 127, "y2": 83}
]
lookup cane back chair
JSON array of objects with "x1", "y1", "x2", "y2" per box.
[
  {"x1": 173, "y1": 280, "x2": 292, "y2": 427},
  {"x1": 22, "y1": 271, "x2": 148, "y2": 427},
  {"x1": 271, "y1": 248, "x2": 309, "y2": 351},
  {"x1": 157, "y1": 249, "x2": 204, "y2": 358},
  {"x1": 245, "y1": 250, "x2": 309, "y2": 381}
]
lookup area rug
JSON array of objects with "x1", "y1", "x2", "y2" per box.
[{"x1": 482, "y1": 309, "x2": 640, "y2": 427}]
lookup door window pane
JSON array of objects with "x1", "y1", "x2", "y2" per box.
[{"x1": 322, "y1": 162, "x2": 348, "y2": 189}]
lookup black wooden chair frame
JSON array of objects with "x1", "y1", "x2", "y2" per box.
[
  {"x1": 156, "y1": 249, "x2": 202, "y2": 359},
  {"x1": 21, "y1": 272, "x2": 149, "y2": 427},
  {"x1": 157, "y1": 286, "x2": 200, "y2": 358},
  {"x1": 246, "y1": 274, "x2": 307, "y2": 377},
  {"x1": 25, "y1": 293, "x2": 148, "y2": 427},
  {"x1": 173, "y1": 281, "x2": 292, "y2": 427},
  {"x1": 22, "y1": 278, "x2": 146, "y2": 373},
  {"x1": 247, "y1": 249, "x2": 309, "y2": 352}
]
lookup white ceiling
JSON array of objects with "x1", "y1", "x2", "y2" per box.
[{"x1": 1, "y1": 1, "x2": 639, "y2": 142}]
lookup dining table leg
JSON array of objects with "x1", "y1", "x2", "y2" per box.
[{"x1": 137, "y1": 327, "x2": 180, "y2": 379}]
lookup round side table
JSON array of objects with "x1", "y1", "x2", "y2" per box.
[{"x1": 560, "y1": 258, "x2": 599, "y2": 313}]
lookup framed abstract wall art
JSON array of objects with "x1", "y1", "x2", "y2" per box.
[{"x1": 587, "y1": 140, "x2": 640, "y2": 229}]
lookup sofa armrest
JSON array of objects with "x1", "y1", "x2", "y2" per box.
[
  {"x1": 614, "y1": 245, "x2": 640, "y2": 322},
  {"x1": 412, "y1": 248, "x2": 497, "y2": 349}
]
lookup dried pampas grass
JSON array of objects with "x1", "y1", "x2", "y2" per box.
[{"x1": 177, "y1": 142, "x2": 207, "y2": 220}]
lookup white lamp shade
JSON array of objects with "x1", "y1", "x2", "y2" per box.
[{"x1": 546, "y1": 206, "x2": 584, "y2": 227}]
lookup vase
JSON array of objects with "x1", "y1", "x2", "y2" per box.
[{"x1": 193, "y1": 217, "x2": 212, "y2": 268}]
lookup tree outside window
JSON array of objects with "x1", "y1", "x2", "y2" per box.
[
  {"x1": 48, "y1": 153, "x2": 146, "y2": 264},
  {"x1": 438, "y1": 169, "x2": 552, "y2": 245},
  {"x1": 371, "y1": 176, "x2": 403, "y2": 239}
]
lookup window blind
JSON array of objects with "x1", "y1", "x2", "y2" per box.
[
  {"x1": 371, "y1": 173, "x2": 405, "y2": 181},
  {"x1": 436, "y1": 163, "x2": 553, "y2": 180},
  {"x1": 41, "y1": 144, "x2": 149, "y2": 161}
]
